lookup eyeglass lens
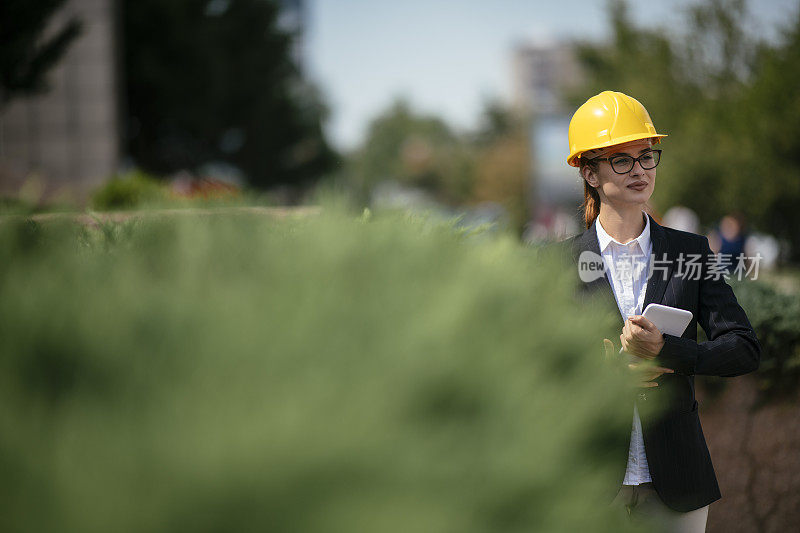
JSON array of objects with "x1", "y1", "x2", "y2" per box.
[{"x1": 610, "y1": 151, "x2": 661, "y2": 173}]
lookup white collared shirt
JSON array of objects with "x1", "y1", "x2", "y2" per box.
[{"x1": 596, "y1": 212, "x2": 653, "y2": 485}]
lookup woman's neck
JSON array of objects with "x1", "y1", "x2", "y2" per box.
[{"x1": 597, "y1": 204, "x2": 646, "y2": 244}]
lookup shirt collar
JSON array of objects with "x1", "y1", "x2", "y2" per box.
[{"x1": 595, "y1": 211, "x2": 651, "y2": 254}]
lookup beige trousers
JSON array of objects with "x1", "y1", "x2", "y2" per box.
[{"x1": 612, "y1": 483, "x2": 709, "y2": 533}]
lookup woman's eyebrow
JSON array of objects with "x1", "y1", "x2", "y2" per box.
[{"x1": 609, "y1": 148, "x2": 653, "y2": 157}]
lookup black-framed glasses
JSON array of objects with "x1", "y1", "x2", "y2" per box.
[{"x1": 592, "y1": 149, "x2": 662, "y2": 174}]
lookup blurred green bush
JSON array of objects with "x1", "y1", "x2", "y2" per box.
[
  {"x1": 90, "y1": 170, "x2": 168, "y2": 210},
  {"x1": 0, "y1": 208, "x2": 642, "y2": 532},
  {"x1": 731, "y1": 279, "x2": 800, "y2": 398}
]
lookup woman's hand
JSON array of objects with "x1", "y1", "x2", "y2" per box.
[
  {"x1": 620, "y1": 315, "x2": 665, "y2": 360},
  {"x1": 626, "y1": 361, "x2": 674, "y2": 388},
  {"x1": 603, "y1": 337, "x2": 673, "y2": 388}
]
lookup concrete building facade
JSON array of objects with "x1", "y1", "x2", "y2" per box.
[
  {"x1": 0, "y1": 0, "x2": 120, "y2": 202},
  {"x1": 511, "y1": 40, "x2": 585, "y2": 240},
  {"x1": 511, "y1": 41, "x2": 583, "y2": 117}
]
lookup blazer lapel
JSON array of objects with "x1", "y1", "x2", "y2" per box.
[
  {"x1": 642, "y1": 214, "x2": 673, "y2": 309},
  {"x1": 571, "y1": 219, "x2": 620, "y2": 323}
]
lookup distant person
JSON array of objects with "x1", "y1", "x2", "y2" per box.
[
  {"x1": 553, "y1": 91, "x2": 761, "y2": 532},
  {"x1": 707, "y1": 214, "x2": 747, "y2": 273}
]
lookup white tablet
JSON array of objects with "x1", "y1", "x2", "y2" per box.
[{"x1": 642, "y1": 303, "x2": 693, "y2": 337}]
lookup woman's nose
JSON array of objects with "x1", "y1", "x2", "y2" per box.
[{"x1": 629, "y1": 160, "x2": 646, "y2": 175}]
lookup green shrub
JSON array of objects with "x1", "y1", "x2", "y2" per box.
[
  {"x1": 0, "y1": 208, "x2": 641, "y2": 533},
  {"x1": 90, "y1": 170, "x2": 167, "y2": 210},
  {"x1": 731, "y1": 279, "x2": 800, "y2": 398}
]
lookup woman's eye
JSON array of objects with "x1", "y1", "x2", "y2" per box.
[{"x1": 641, "y1": 154, "x2": 654, "y2": 162}]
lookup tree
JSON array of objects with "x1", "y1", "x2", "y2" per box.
[
  {"x1": 122, "y1": 0, "x2": 336, "y2": 191},
  {"x1": 348, "y1": 98, "x2": 475, "y2": 204},
  {"x1": 471, "y1": 97, "x2": 524, "y2": 147},
  {"x1": 347, "y1": 97, "x2": 532, "y2": 233},
  {"x1": 0, "y1": 0, "x2": 82, "y2": 108},
  {"x1": 744, "y1": 11, "x2": 800, "y2": 257},
  {"x1": 471, "y1": 99, "x2": 531, "y2": 234},
  {"x1": 472, "y1": 134, "x2": 530, "y2": 234},
  {"x1": 573, "y1": 0, "x2": 800, "y2": 260}
]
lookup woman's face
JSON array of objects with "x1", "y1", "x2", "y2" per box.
[{"x1": 582, "y1": 140, "x2": 656, "y2": 208}]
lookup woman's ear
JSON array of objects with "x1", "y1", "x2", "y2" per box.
[{"x1": 581, "y1": 165, "x2": 599, "y2": 188}]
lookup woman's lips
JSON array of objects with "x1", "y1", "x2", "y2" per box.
[{"x1": 627, "y1": 181, "x2": 647, "y2": 191}]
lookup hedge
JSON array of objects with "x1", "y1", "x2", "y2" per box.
[{"x1": 0, "y1": 208, "x2": 642, "y2": 533}]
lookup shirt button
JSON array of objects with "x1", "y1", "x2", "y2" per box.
[{"x1": 638, "y1": 393, "x2": 647, "y2": 401}]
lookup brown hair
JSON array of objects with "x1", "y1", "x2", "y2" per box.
[{"x1": 579, "y1": 157, "x2": 601, "y2": 229}]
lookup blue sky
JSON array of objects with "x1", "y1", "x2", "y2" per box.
[{"x1": 306, "y1": 0, "x2": 799, "y2": 150}]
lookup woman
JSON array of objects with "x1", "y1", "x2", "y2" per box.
[{"x1": 563, "y1": 91, "x2": 761, "y2": 532}]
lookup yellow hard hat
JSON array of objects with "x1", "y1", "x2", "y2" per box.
[{"x1": 566, "y1": 91, "x2": 667, "y2": 167}]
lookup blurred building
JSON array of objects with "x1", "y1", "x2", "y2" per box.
[
  {"x1": 0, "y1": 0, "x2": 119, "y2": 202},
  {"x1": 0, "y1": 0, "x2": 309, "y2": 204},
  {"x1": 511, "y1": 41, "x2": 582, "y2": 117},
  {"x1": 511, "y1": 41, "x2": 584, "y2": 239}
]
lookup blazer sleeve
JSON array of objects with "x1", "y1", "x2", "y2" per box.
[{"x1": 656, "y1": 236, "x2": 761, "y2": 377}]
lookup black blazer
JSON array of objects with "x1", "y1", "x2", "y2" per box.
[{"x1": 558, "y1": 213, "x2": 761, "y2": 512}]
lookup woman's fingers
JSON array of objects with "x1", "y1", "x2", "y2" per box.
[
  {"x1": 621, "y1": 333, "x2": 648, "y2": 358},
  {"x1": 603, "y1": 338, "x2": 615, "y2": 360},
  {"x1": 625, "y1": 316, "x2": 660, "y2": 345},
  {"x1": 631, "y1": 315, "x2": 657, "y2": 333},
  {"x1": 621, "y1": 319, "x2": 647, "y2": 353},
  {"x1": 628, "y1": 363, "x2": 672, "y2": 374},
  {"x1": 627, "y1": 362, "x2": 673, "y2": 386}
]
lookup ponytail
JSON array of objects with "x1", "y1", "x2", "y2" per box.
[{"x1": 579, "y1": 157, "x2": 601, "y2": 229}]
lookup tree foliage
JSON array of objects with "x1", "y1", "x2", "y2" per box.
[
  {"x1": 347, "y1": 98, "x2": 531, "y2": 233},
  {"x1": 0, "y1": 0, "x2": 81, "y2": 107},
  {"x1": 573, "y1": 0, "x2": 800, "y2": 259},
  {"x1": 348, "y1": 98, "x2": 475, "y2": 204},
  {"x1": 471, "y1": 99, "x2": 531, "y2": 233},
  {"x1": 122, "y1": 0, "x2": 336, "y2": 191}
]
